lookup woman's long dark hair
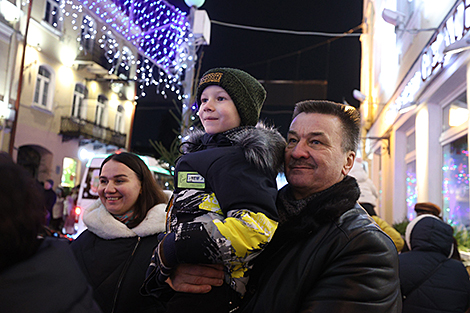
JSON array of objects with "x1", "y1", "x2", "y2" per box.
[
  {"x1": 0, "y1": 156, "x2": 45, "y2": 272},
  {"x1": 100, "y1": 152, "x2": 167, "y2": 228}
]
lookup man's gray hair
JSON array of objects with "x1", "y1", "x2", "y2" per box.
[{"x1": 292, "y1": 100, "x2": 361, "y2": 153}]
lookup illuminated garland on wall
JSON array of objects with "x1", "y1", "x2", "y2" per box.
[{"x1": 46, "y1": 0, "x2": 192, "y2": 100}]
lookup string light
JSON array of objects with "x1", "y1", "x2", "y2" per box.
[{"x1": 59, "y1": 0, "x2": 192, "y2": 99}]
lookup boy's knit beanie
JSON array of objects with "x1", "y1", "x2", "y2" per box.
[{"x1": 196, "y1": 68, "x2": 266, "y2": 126}]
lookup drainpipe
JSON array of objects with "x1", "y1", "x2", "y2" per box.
[{"x1": 8, "y1": 0, "x2": 32, "y2": 157}]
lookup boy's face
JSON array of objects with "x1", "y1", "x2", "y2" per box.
[{"x1": 198, "y1": 85, "x2": 241, "y2": 134}]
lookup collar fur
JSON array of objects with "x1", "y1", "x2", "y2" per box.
[
  {"x1": 182, "y1": 123, "x2": 286, "y2": 173},
  {"x1": 83, "y1": 200, "x2": 167, "y2": 239}
]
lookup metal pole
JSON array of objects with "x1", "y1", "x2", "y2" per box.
[{"x1": 9, "y1": 0, "x2": 33, "y2": 156}]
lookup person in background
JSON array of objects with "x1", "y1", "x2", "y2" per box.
[
  {"x1": 348, "y1": 158, "x2": 404, "y2": 251},
  {"x1": 43, "y1": 178, "x2": 57, "y2": 226},
  {"x1": 142, "y1": 67, "x2": 285, "y2": 313},
  {"x1": 50, "y1": 187, "x2": 65, "y2": 233},
  {"x1": 0, "y1": 153, "x2": 102, "y2": 313},
  {"x1": 71, "y1": 152, "x2": 168, "y2": 313},
  {"x1": 403, "y1": 202, "x2": 461, "y2": 260},
  {"x1": 154, "y1": 100, "x2": 402, "y2": 312},
  {"x1": 399, "y1": 214, "x2": 470, "y2": 313},
  {"x1": 64, "y1": 186, "x2": 79, "y2": 235}
]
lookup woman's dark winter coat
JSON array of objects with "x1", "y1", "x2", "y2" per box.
[
  {"x1": 1, "y1": 237, "x2": 102, "y2": 313},
  {"x1": 71, "y1": 200, "x2": 167, "y2": 313},
  {"x1": 241, "y1": 176, "x2": 402, "y2": 313},
  {"x1": 399, "y1": 214, "x2": 470, "y2": 313}
]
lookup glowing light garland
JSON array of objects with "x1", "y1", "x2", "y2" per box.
[{"x1": 46, "y1": 0, "x2": 192, "y2": 100}]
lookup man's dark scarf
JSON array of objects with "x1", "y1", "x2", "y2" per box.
[{"x1": 259, "y1": 176, "x2": 360, "y2": 259}]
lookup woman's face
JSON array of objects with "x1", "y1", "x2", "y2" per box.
[{"x1": 98, "y1": 160, "x2": 141, "y2": 215}]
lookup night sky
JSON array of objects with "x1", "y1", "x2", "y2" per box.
[{"x1": 132, "y1": 0, "x2": 363, "y2": 156}]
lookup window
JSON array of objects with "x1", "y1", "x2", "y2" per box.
[
  {"x1": 442, "y1": 135, "x2": 469, "y2": 227},
  {"x1": 80, "y1": 15, "x2": 96, "y2": 53},
  {"x1": 442, "y1": 92, "x2": 468, "y2": 132},
  {"x1": 406, "y1": 160, "x2": 417, "y2": 220},
  {"x1": 115, "y1": 105, "x2": 124, "y2": 133},
  {"x1": 72, "y1": 84, "x2": 88, "y2": 119},
  {"x1": 33, "y1": 65, "x2": 53, "y2": 110},
  {"x1": 61, "y1": 157, "x2": 77, "y2": 188},
  {"x1": 95, "y1": 95, "x2": 107, "y2": 126},
  {"x1": 405, "y1": 129, "x2": 417, "y2": 220},
  {"x1": 44, "y1": 0, "x2": 62, "y2": 30}
]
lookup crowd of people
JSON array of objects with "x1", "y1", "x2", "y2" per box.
[{"x1": 1, "y1": 67, "x2": 470, "y2": 313}]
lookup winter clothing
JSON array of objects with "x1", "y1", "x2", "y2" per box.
[
  {"x1": 0, "y1": 236, "x2": 102, "y2": 313},
  {"x1": 143, "y1": 124, "x2": 285, "y2": 311},
  {"x1": 241, "y1": 176, "x2": 402, "y2": 313},
  {"x1": 399, "y1": 214, "x2": 470, "y2": 313},
  {"x1": 196, "y1": 68, "x2": 266, "y2": 126},
  {"x1": 71, "y1": 200, "x2": 167, "y2": 313},
  {"x1": 44, "y1": 188, "x2": 57, "y2": 225},
  {"x1": 50, "y1": 195, "x2": 65, "y2": 232},
  {"x1": 414, "y1": 202, "x2": 441, "y2": 216},
  {"x1": 348, "y1": 159, "x2": 378, "y2": 206},
  {"x1": 371, "y1": 215, "x2": 404, "y2": 251},
  {"x1": 349, "y1": 160, "x2": 404, "y2": 251}
]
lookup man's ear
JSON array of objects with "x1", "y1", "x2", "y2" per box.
[{"x1": 342, "y1": 151, "x2": 356, "y2": 176}]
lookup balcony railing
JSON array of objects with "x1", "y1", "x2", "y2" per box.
[{"x1": 60, "y1": 116, "x2": 126, "y2": 147}]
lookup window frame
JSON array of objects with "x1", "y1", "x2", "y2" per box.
[{"x1": 33, "y1": 65, "x2": 54, "y2": 111}]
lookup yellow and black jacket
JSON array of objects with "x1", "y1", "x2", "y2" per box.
[{"x1": 156, "y1": 124, "x2": 285, "y2": 296}]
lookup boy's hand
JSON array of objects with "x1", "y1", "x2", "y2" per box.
[{"x1": 166, "y1": 264, "x2": 224, "y2": 293}]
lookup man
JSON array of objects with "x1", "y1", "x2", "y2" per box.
[
  {"x1": 43, "y1": 179, "x2": 57, "y2": 226},
  {"x1": 144, "y1": 100, "x2": 401, "y2": 312}
]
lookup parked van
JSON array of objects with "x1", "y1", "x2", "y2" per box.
[{"x1": 73, "y1": 153, "x2": 172, "y2": 238}]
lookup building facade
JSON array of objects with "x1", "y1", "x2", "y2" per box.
[
  {"x1": 360, "y1": 0, "x2": 470, "y2": 231},
  {"x1": 0, "y1": 0, "x2": 192, "y2": 188}
]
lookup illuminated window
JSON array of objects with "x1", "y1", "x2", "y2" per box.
[
  {"x1": 61, "y1": 157, "x2": 77, "y2": 188},
  {"x1": 33, "y1": 65, "x2": 53, "y2": 110},
  {"x1": 442, "y1": 135, "x2": 469, "y2": 227},
  {"x1": 442, "y1": 92, "x2": 468, "y2": 131},
  {"x1": 406, "y1": 160, "x2": 417, "y2": 220},
  {"x1": 72, "y1": 84, "x2": 88, "y2": 119},
  {"x1": 44, "y1": 0, "x2": 62, "y2": 30},
  {"x1": 405, "y1": 129, "x2": 417, "y2": 220}
]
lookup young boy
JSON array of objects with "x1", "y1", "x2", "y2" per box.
[{"x1": 144, "y1": 68, "x2": 286, "y2": 312}]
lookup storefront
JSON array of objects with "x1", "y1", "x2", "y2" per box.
[{"x1": 365, "y1": 0, "x2": 470, "y2": 230}]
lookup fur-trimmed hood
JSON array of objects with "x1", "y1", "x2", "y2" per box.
[
  {"x1": 182, "y1": 123, "x2": 286, "y2": 173},
  {"x1": 83, "y1": 200, "x2": 167, "y2": 240}
]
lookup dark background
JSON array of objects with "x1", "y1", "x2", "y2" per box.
[{"x1": 131, "y1": 0, "x2": 363, "y2": 156}]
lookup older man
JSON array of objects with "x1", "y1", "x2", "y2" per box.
[{"x1": 145, "y1": 100, "x2": 402, "y2": 312}]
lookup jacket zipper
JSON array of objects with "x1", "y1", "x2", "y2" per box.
[{"x1": 111, "y1": 236, "x2": 141, "y2": 313}]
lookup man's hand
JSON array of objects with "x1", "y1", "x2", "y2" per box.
[{"x1": 166, "y1": 264, "x2": 224, "y2": 294}]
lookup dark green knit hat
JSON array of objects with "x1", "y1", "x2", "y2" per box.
[{"x1": 196, "y1": 68, "x2": 266, "y2": 126}]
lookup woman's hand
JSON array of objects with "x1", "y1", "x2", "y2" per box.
[{"x1": 166, "y1": 263, "x2": 224, "y2": 293}]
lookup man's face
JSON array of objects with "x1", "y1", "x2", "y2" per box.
[{"x1": 285, "y1": 112, "x2": 355, "y2": 200}]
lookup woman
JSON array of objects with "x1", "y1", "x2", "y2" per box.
[
  {"x1": 0, "y1": 154, "x2": 101, "y2": 313},
  {"x1": 71, "y1": 152, "x2": 168, "y2": 313}
]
